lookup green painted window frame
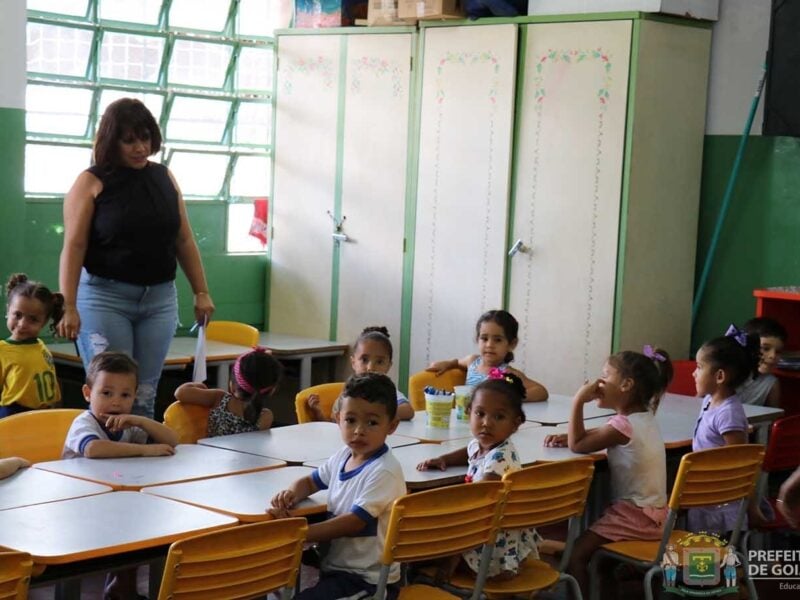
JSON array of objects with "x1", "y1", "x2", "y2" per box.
[{"x1": 25, "y1": 0, "x2": 274, "y2": 242}]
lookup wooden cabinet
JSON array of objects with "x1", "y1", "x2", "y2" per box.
[
  {"x1": 754, "y1": 288, "x2": 800, "y2": 415},
  {"x1": 269, "y1": 30, "x2": 415, "y2": 381}
]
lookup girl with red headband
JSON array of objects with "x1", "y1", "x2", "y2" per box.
[{"x1": 174, "y1": 347, "x2": 283, "y2": 436}]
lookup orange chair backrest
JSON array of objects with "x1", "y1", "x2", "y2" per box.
[
  {"x1": 206, "y1": 321, "x2": 259, "y2": 347},
  {"x1": 295, "y1": 383, "x2": 345, "y2": 423},
  {"x1": 0, "y1": 551, "x2": 33, "y2": 600},
  {"x1": 163, "y1": 401, "x2": 211, "y2": 444},
  {"x1": 0, "y1": 409, "x2": 83, "y2": 463},
  {"x1": 408, "y1": 368, "x2": 466, "y2": 410}
]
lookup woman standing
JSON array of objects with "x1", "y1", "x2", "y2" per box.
[{"x1": 58, "y1": 98, "x2": 214, "y2": 418}]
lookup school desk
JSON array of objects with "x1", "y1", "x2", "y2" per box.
[
  {"x1": 258, "y1": 332, "x2": 350, "y2": 390},
  {"x1": 393, "y1": 411, "x2": 540, "y2": 443},
  {"x1": 0, "y1": 492, "x2": 237, "y2": 599},
  {"x1": 0, "y1": 468, "x2": 112, "y2": 511},
  {"x1": 522, "y1": 393, "x2": 616, "y2": 425},
  {"x1": 34, "y1": 443, "x2": 285, "y2": 491},
  {"x1": 142, "y1": 466, "x2": 327, "y2": 522},
  {"x1": 198, "y1": 421, "x2": 418, "y2": 464}
]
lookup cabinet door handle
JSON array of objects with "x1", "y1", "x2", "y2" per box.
[{"x1": 508, "y1": 239, "x2": 528, "y2": 258}]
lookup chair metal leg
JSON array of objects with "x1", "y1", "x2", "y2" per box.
[
  {"x1": 588, "y1": 554, "x2": 600, "y2": 600},
  {"x1": 562, "y1": 573, "x2": 583, "y2": 600},
  {"x1": 643, "y1": 565, "x2": 661, "y2": 600}
]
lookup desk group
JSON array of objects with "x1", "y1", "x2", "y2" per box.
[{"x1": 0, "y1": 390, "x2": 782, "y2": 597}]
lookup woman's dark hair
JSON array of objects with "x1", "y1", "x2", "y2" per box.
[
  {"x1": 468, "y1": 371, "x2": 526, "y2": 423},
  {"x1": 700, "y1": 330, "x2": 760, "y2": 390},
  {"x1": 6, "y1": 273, "x2": 65, "y2": 334},
  {"x1": 353, "y1": 326, "x2": 393, "y2": 360},
  {"x1": 232, "y1": 349, "x2": 283, "y2": 425},
  {"x1": 93, "y1": 98, "x2": 162, "y2": 170},
  {"x1": 475, "y1": 310, "x2": 519, "y2": 363},
  {"x1": 607, "y1": 348, "x2": 674, "y2": 413}
]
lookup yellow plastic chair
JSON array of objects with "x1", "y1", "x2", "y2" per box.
[
  {"x1": 163, "y1": 401, "x2": 211, "y2": 444},
  {"x1": 206, "y1": 320, "x2": 259, "y2": 347},
  {"x1": 445, "y1": 459, "x2": 595, "y2": 600},
  {"x1": 589, "y1": 444, "x2": 766, "y2": 600},
  {"x1": 157, "y1": 518, "x2": 307, "y2": 600},
  {"x1": 0, "y1": 551, "x2": 33, "y2": 600},
  {"x1": 294, "y1": 382, "x2": 345, "y2": 423},
  {"x1": 0, "y1": 409, "x2": 83, "y2": 463},
  {"x1": 374, "y1": 481, "x2": 507, "y2": 600},
  {"x1": 407, "y1": 368, "x2": 466, "y2": 411}
]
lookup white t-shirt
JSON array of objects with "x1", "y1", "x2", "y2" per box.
[
  {"x1": 606, "y1": 411, "x2": 667, "y2": 508},
  {"x1": 62, "y1": 410, "x2": 149, "y2": 458},
  {"x1": 311, "y1": 444, "x2": 406, "y2": 584}
]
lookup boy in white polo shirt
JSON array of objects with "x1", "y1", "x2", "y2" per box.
[{"x1": 270, "y1": 372, "x2": 405, "y2": 599}]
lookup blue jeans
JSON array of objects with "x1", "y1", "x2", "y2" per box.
[{"x1": 76, "y1": 270, "x2": 178, "y2": 418}]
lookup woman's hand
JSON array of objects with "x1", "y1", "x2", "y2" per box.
[
  {"x1": 193, "y1": 292, "x2": 215, "y2": 326},
  {"x1": 57, "y1": 306, "x2": 81, "y2": 340}
]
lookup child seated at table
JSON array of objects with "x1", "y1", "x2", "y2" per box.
[
  {"x1": 0, "y1": 456, "x2": 30, "y2": 479},
  {"x1": 174, "y1": 347, "x2": 283, "y2": 436},
  {"x1": 63, "y1": 351, "x2": 178, "y2": 459},
  {"x1": 306, "y1": 326, "x2": 414, "y2": 422},
  {"x1": 427, "y1": 309, "x2": 548, "y2": 402},
  {"x1": 737, "y1": 317, "x2": 787, "y2": 407},
  {"x1": 270, "y1": 373, "x2": 406, "y2": 599},
  {"x1": 62, "y1": 351, "x2": 177, "y2": 600}
]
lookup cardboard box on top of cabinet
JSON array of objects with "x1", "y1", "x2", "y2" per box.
[
  {"x1": 368, "y1": 0, "x2": 417, "y2": 25},
  {"x1": 527, "y1": 0, "x2": 718, "y2": 20},
  {"x1": 397, "y1": 0, "x2": 465, "y2": 20},
  {"x1": 295, "y1": 0, "x2": 369, "y2": 27}
]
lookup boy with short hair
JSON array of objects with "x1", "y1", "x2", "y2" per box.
[
  {"x1": 270, "y1": 372, "x2": 405, "y2": 599},
  {"x1": 739, "y1": 317, "x2": 788, "y2": 408},
  {"x1": 63, "y1": 351, "x2": 178, "y2": 459}
]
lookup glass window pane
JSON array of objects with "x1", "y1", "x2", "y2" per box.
[
  {"x1": 238, "y1": 0, "x2": 282, "y2": 38},
  {"x1": 28, "y1": 0, "x2": 89, "y2": 17},
  {"x1": 99, "y1": 0, "x2": 162, "y2": 25},
  {"x1": 98, "y1": 90, "x2": 165, "y2": 124},
  {"x1": 27, "y1": 23, "x2": 93, "y2": 77},
  {"x1": 234, "y1": 102, "x2": 271, "y2": 145},
  {"x1": 26, "y1": 85, "x2": 93, "y2": 136},
  {"x1": 230, "y1": 156, "x2": 270, "y2": 197},
  {"x1": 168, "y1": 152, "x2": 229, "y2": 196},
  {"x1": 237, "y1": 47, "x2": 273, "y2": 91},
  {"x1": 167, "y1": 97, "x2": 230, "y2": 142},
  {"x1": 99, "y1": 32, "x2": 165, "y2": 83},
  {"x1": 169, "y1": 40, "x2": 233, "y2": 88},
  {"x1": 26, "y1": 145, "x2": 92, "y2": 194},
  {"x1": 170, "y1": 0, "x2": 230, "y2": 32},
  {"x1": 227, "y1": 203, "x2": 267, "y2": 253}
]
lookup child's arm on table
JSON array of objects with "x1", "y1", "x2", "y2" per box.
[
  {"x1": 567, "y1": 380, "x2": 627, "y2": 453},
  {"x1": 426, "y1": 355, "x2": 474, "y2": 375},
  {"x1": 105, "y1": 414, "x2": 179, "y2": 447},
  {"x1": 0, "y1": 457, "x2": 31, "y2": 479},
  {"x1": 81, "y1": 414, "x2": 178, "y2": 457},
  {"x1": 269, "y1": 475, "x2": 317, "y2": 518},
  {"x1": 174, "y1": 382, "x2": 225, "y2": 407},
  {"x1": 396, "y1": 401, "x2": 415, "y2": 420},
  {"x1": 416, "y1": 446, "x2": 468, "y2": 471},
  {"x1": 507, "y1": 367, "x2": 548, "y2": 402}
]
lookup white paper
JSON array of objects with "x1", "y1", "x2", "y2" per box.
[{"x1": 192, "y1": 324, "x2": 207, "y2": 383}]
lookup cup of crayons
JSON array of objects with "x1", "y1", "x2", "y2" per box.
[{"x1": 424, "y1": 386, "x2": 454, "y2": 428}]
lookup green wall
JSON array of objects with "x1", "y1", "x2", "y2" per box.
[
  {"x1": 692, "y1": 134, "x2": 800, "y2": 352},
  {"x1": 0, "y1": 107, "x2": 26, "y2": 280}
]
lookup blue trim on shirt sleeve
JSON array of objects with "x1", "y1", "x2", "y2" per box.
[
  {"x1": 78, "y1": 435, "x2": 100, "y2": 456},
  {"x1": 311, "y1": 469, "x2": 328, "y2": 490},
  {"x1": 351, "y1": 504, "x2": 378, "y2": 537}
]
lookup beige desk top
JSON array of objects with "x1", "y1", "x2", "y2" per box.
[
  {"x1": 34, "y1": 444, "x2": 285, "y2": 490},
  {"x1": 259, "y1": 332, "x2": 350, "y2": 356},
  {"x1": 394, "y1": 411, "x2": 540, "y2": 443},
  {"x1": 0, "y1": 468, "x2": 112, "y2": 511},
  {"x1": 198, "y1": 421, "x2": 418, "y2": 465},
  {"x1": 0, "y1": 491, "x2": 237, "y2": 564},
  {"x1": 142, "y1": 466, "x2": 327, "y2": 522},
  {"x1": 522, "y1": 394, "x2": 615, "y2": 425},
  {"x1": 48, "y1": 338, "x2": 251, "y2": 367}
]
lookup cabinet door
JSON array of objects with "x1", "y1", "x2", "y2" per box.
[
  {"x1": 337, "y1": 33, "x2": 413, "y2": 382},
  {"x1": 508, "y1": 21, "x2": 632, "y2": 394},
  {"x1": 269, "y1": 35, "x2": 342, "y2": 338},
  {"x1": 409, "y1": 24, "x2": 518, "y2": 376}
]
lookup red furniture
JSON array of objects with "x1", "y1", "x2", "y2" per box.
[
  {"x1": 754, "y1": 289, "x2": 800, "y2": 416},
  {"x1": 666, "y1": 360, "x2": 697, "y2": 396}
]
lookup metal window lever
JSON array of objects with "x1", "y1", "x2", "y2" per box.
[{"x1": 508, "y1": 239, "x2": 529, "y2": 258}]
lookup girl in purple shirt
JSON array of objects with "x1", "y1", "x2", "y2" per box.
[{"x1": 689, "y1": 325, "x2": 761, "y2": 536}]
